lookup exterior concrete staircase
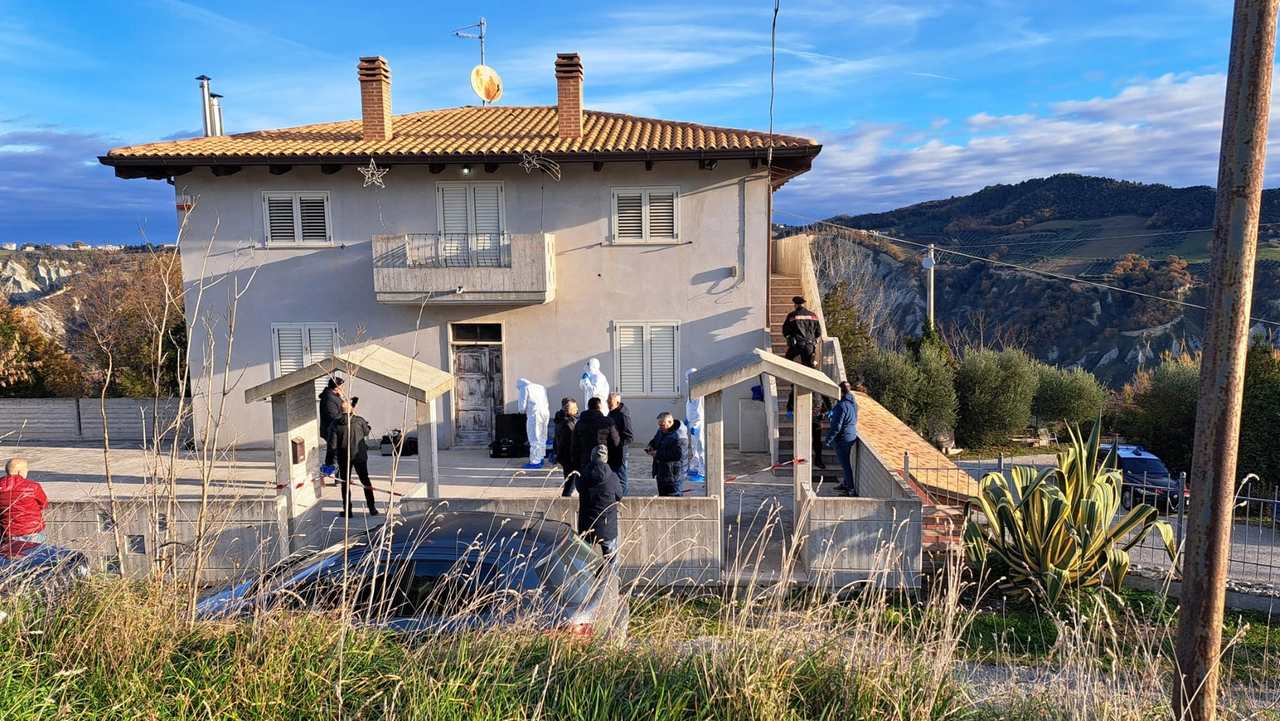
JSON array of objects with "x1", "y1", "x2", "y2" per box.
[{"x1": 769, "y1": 273, "x2": 805, "y2": 467}]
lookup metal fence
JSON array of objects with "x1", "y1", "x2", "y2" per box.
[
  {"x1": 1125, "y1": 476, "x2": 1280, "y2": 586},
  {"x1": 404, "y1": 233, "x2": 510, "y2": 268}
]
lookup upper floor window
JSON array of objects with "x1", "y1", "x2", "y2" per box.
[
  {"x1": 437, "y1": 182, "x2": 506, "y2": 266},
  {"x1": 263, "y1": 192, "x2": 331, "y2": 245},
  {"x1": 611, "y1": 187, "x2": 678, "y2": 243},
  {"x1": 437, "y1": 182, "x2": 505, "y2": 235}
]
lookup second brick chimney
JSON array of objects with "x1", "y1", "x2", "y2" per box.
[
  {"x1": 358, "y1": 56, "x2": 392, "y2": 142},
  {"x1": 555, "y1": 53, "x2": 584, "y2": 140}
]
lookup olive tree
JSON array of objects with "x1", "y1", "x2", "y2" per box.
[{"x1": 955, "y1": 348, "x2": 1039, "y2": 448}]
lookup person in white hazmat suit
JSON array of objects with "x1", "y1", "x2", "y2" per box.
[
  {"x1": 517, "y1": 378, "x2": 551, "y2": 468},
  {"x1": 684, "y1": 368, "x2": 705, "y2": 482},
  {"x1": 579, "y1": 358, "x2": 610, "y2": 406}
]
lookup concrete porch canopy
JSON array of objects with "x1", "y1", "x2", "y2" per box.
[
  {"x1": 688, "y1": 348, "x2": 841, "y2": 508},
  {"x1": 244, "y1": 345, "x2": 455, "y2": 504}
]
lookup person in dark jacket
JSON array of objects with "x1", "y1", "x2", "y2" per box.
[
  {"x1": 645, "y1": 413, "x2": 688, "y2": 497},
  {"x1": 606, "y1": 392, "x2": 633, "y2": 497},
  {"x1": 824, "y1": 381, "x2": 860, "y2": 496},
  {"x1": 571, "y1": 397, "x2": 621, "y2": 474},
  {"x1": 0, "y1": 459, "x2": 47, "y2": 544},
  {"x1": 552, "y1": 397, "x2": 579, "y2": 497},
  {"x1": 327, "y1": 399, "x2": 378, "y2": 517},
  {"x1": 787, "y1": 390, "x2": 833, "y2": 469},
  {"x1": 578, "y1": 444, "x2": 623, "y2": 564},
  {"x1": 781, "y1": 296, "x2": 822, "y2": 368},
  {"x1": 318, "y1": 376, "x2": 345, "y2": 470}
]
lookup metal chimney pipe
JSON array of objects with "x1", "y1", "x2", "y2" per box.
[
  {"x1": 196, "y1": 75, "x2": 213, "y2": 137},
  {"x1": 209, "y1": 93, "x2": 224, "y2": 136}
]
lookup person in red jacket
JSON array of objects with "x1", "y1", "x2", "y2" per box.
[{"x1": 0, "y1": 458, "x2": 48, "y2": 544}]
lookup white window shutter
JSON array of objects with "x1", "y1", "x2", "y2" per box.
[
  {"x1": 298, "y1": 196, "x2": 329, "y2": 243},
  {"x1": 648, "y1": 324, "x2": 678, "y2": 394},
  {"x1": 275, "y1": 326, "x2": 305, "y2": 376},
  {"x1": 305, "y1": 325, "x2": 337, "y2": 395},
  {"x1": 471, "y1": 185, "x2": 504, "y2": 265},
  {"x1": 471, "y1": 186, "x2": 502, "y2": 234},
  {"x1": 439, "y1": 186, "x2": 471, "y2": 234},
  {"x1": 614, "y1": 190, "x2": 644, "y2": 240},
  {"x1": 266, "y1": 196, "x2": 297, "y2": 243},
  {"x1": 616, "y1": 324, "x2": 646, "y2": 394},
  {"x1": 647, "y1": 190, "x2": 677, "y2": 240}
]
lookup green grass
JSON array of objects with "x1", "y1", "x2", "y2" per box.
[{"x1": 953, "y1": 444, "x2": 1057, "y2": 461}]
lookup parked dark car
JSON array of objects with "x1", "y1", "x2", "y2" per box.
[
  {"x1": 1110, "y1": 445, "x2": 1186, "y2": 513},
  {"x1": 0, "y1": 542, "x2": 91, "y2": 604},
  {"x1": 197, "y1": 511, "x2": 628, "y2": 641}
]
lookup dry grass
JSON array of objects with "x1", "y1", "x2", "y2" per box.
[{"x1": 0, "y1": 547, "x2": 1276, "y2": 720}]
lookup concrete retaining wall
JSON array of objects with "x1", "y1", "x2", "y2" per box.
[
  {"x1": 798, "y1": 438, "x2": 923, "y2": 589},
  {"x1": 0, "y1": 398, "x2": 191, "y2": 443},
  {"x1": 398, "y1": 496, "x2": 722, "y2": 586},
  {"x1": 44, "y1": 495, "x2": 289, "y2": 585},
  {"x1": 799, "y1": 496, "x2": 922, "y2": 589},
  {"x1": 856, "y1": 437, "x2": 914, "y2": 499}
]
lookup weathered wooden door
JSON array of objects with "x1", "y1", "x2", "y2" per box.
[{"x1": 452, "y1": 345, "x2": 503, "y2": 445}]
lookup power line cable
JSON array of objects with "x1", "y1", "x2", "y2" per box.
[
  {"x1": 801, "y1": 222, "x2": 1280, "y2": 248},
  {"x1": 773, "y1": 208, "x2": 1280, "y2": 328}
]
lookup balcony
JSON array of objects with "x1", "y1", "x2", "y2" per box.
[{"x1": 372, "y1": 233, "x2": 556, "y2": 305}]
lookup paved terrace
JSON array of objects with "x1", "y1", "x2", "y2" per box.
[{"x1": 15, "y1": 440, "x2": 862, "y2": 573}]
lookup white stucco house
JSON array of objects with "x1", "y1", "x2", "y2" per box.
[{"x1": 100, "y1": 53, "x2": 821, "y2": 449}]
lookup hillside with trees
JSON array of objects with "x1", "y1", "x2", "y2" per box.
[
  {"x1": 801, "y1": 174, "x2": 1280, "y2": 395},
  {"x1": 826, "y1": 173, "x2": 1280, "y2": 238},
  {"x1": 0, "y1": 248, "x2": 185, "y2": 398}
]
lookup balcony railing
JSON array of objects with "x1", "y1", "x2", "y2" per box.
[
  {"x1": 372, "y1": 233, "x2": 556, "y2": 306},
  {"x1": 404, "y1": 233, "x2": 511, "y2": 269}
]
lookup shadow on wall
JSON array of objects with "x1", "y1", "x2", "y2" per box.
[
  {"x1": 689, "y1": 266, "x2": 739, "y2": 298},
  {"x1": 681, "y1": 310, "x2": 753, "y2": 347}
]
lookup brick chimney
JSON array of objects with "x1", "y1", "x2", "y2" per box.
[
  {"x1": 357, "y1": 56, "x2": 392, "y2": 142},
  {"x1": 555, "y1": 53, "x2": 584, "y2": 140}
]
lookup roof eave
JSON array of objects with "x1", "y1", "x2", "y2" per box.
[{"x1": 98, "y1": 144, "x2": 822, "y2": 168}]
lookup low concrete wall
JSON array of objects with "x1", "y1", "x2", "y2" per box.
[
  {"x1": 856, "y1": 437, "x2": 914, "y2": 499},
  {"x1": 799, "y1": 496, "x2": 922, "y2": 589},
  {"x1": 798, "y1": 438, "x2": 923, "y2": 589},
  {"x1": 0, "y1": 399, "x2": 79, "y2": 442},
  {"x1": 398, "y1": 496, "x2": 722, "y2": 586},
  {"x1": 45, "y1": 495, "x2": 289, "y2": 585},
  {"x1": 0, "y1": 398, "x2": 191, "y2": 443}
]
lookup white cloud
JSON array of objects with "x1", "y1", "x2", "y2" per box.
[{"x1": 774, "y1": 70, "x2": 1269, "y2": 219}]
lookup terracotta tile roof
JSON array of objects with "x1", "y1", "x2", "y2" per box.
[
  {"x1": 854, "y1": 392, "x2": 978, "y2": 505},
  {"x1": 102, "y1": 106, "x2": 819, "y2": 163}
]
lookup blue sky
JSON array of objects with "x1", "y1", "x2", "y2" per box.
[{"x1": 0, "y1": 0, "x2": 1255, "y2": 244}]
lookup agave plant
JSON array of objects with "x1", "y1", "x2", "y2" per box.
[{"x1": 963, "y1": 421, "x2": 1177, "y2": 606}]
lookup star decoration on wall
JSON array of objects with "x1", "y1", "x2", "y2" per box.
[
  {"x1": 359, "y1": 158, "x2": 389, "y2": 188},
  {"x1": 519, "y1": 152, "x2": 562, "y2": 182}
]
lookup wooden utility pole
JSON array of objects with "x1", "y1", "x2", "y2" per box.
[{"x1": 1173, "y1": 1, "x2": 1278, "y2": 718}]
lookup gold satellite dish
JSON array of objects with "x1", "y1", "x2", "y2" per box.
[{"x1": 470, "y1": 65, "x2": 503, "y2": 104}]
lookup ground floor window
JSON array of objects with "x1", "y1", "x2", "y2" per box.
[
  {"x1": 272, "y1": 322, "x2": 338, "y2": 394},
  {"x1": 613, "y1": 321, "x2": 679, "y2": 396}
]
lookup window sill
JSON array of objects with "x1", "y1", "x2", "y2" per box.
[
  {"x1": 264, "y1": 242, "x2": 334, "y2": 249},
  {"x1": 608, "y1": 240, "x2": 688, "y2": 246}
]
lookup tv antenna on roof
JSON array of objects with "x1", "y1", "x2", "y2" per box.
[{"x1": 454, "y1": 18, "x2": 502, "y2": 106}]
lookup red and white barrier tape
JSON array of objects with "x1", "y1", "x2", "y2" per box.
[
  {"x1": 680, "y1": 458, "x2": 806, "y2": 494},
  {"x1": 276, "y1": 474, "x2": 403, "y2": 497}
]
